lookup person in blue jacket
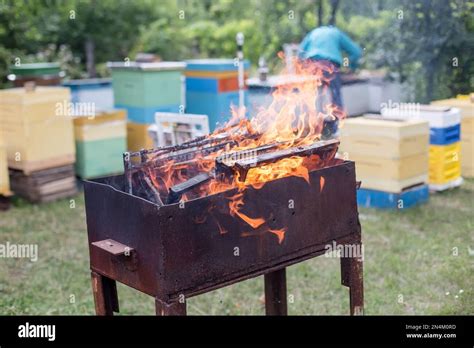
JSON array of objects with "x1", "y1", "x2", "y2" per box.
[{"x1": 299, "y1": 25, "x2": 362, "y2": 109}]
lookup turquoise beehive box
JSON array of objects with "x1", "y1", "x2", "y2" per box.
[{"x1": 108, "y1": 61, "x2": 186, "y2": 124}]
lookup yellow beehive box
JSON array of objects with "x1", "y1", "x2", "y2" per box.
[
  {"x1": 431, "y1": 97, "x2": 474, "y2": 177},
  {"x1": 347, "y1": 152, "x2": 428, "y2": 180},
  {"x1": 339, "y1": 117, "x2": 429, "y2": 158},
  {"x1": 429, "y1": 142, "x2": 461, "y2": 184},
  {"x1": 0, "y1": 87, "x2": 75, "y2": 174},
  {"x1": 463, "y1": 117, "x2": 474, "y2": 136},
  {"x1": 73, "y1": 109, "x2": 127, "y2": 141},
  {"x1": 0, "y1": 131, "x2": 12, "y2": 197},
  {"x1": 339, "y1": 116, "x2": 429, "y2": 192},
  {"x1": 127, "y1": 122, "x2": 154, "y2": 152},
  {"x1": 346, "y1": 152, "x2": 428, "y2": 192}
]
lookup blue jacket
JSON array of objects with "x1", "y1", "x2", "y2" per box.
[{"x1": 299, "y1": 26, "x2": 362, "y2": 70}]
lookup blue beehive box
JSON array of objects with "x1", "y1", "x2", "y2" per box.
[
  {"x1": 429, "y1": 124, "x2": 461, "y2": 145},
  {"x1": 186, "y1": 91, "x2": 249, "y2": 128},
  {"x1": 357, "y1": 184, "x2": 429, "y2": 209},
  {"x1": 185, "y1": 59, "x2": 250, "y2": 131},
  {"x1": 62, "y1": 78, "x2": 114, "y2": 110}
]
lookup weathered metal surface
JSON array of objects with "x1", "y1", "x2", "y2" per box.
[
  {"x1": 341, "y1": 248, "x2": 364, "y2": 315},
  {"x1": 85, "y1": 179, "x2": 162, "y2": 296},
  {"x1": 92, "y1": 239, "x2": 134, "y2": 256},
  {"x1": 264, "y1": 268, "x2": 288, "y2": 315},
  {"x1": 155, "y1": 297, "x2": 187, "y2": 316},
  {"x1": 84, "y1": 160, "x2": 361, "y2": 302},
  {"x1": 91, "y1": 271, "x2": 119, "y2": 316}
]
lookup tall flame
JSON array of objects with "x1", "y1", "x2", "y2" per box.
[{"x1": 145, "y1": 56, "x2": 345, "y2": 244}]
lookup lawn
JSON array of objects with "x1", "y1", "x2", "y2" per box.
[{"x1": 0, "y1": 179, "x2": 472, "y2": 315}]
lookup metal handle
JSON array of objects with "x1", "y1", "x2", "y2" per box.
[{"x1": 92, "y1": 239, "x2": 138, "y2": 271}]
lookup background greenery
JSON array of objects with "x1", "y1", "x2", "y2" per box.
[{"x1": 0, "y1": 0, "x2": 472, "y2": 102}]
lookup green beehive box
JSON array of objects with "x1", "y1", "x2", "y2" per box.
[
  {"x1": 108, "y1": 61, "x2": 185, "y2": 108},
  {"x1": 73, "y1": 109, "x2": 127, "y2": 179},
  {"x1": 10, "y1": 62, "x2": 61, "y2": 76},
  {"x1": 75, "y1": 137, "x2": 126, "y2": 179}
]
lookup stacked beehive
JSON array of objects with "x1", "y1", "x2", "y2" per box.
[
  {"x1": 0, "y1": 86, "x2": 77, "y2": 203},
  {"x1": 382, "y1": 105, "x2": 463, "y2": 191},
  {"x1": 339, "y1": 116, "x2": 430, "y2": 208},
  {"x1": 108, "y1": 61, "x2": 186, "y2": 152},
  {"x1": 432, "y1": 94, "x2": 474, "y2": 177},
  {"x1": 73, "y1": 109, "x2": 127, "y2": 179},
  {"x1": 185, "y1": 59, "x2": 249, "y2": 131}
]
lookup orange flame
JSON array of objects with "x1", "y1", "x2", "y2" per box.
[
  {"x1": 227, "y1": 192, "x2": 265, "y2": 229},
  {"x1": 241, "y1": 227, "x2": 287, "y2": 244},
  {"x1": 268, "y1": 228, "x2": 287, "y2": 244},
  {"x1": 146, "y1": 56, "x2": 345, "y2": 244}
]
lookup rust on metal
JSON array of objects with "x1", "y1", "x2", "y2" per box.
[
  {"x1": 84, "y1": 158, "x2": 363, "y2": 315},
  {"x1": 92, "y1": 239, "x2": 135, "y2": 256},
  {"x1": 264, "y1": 268, "x2": 288, "y2": 315}
]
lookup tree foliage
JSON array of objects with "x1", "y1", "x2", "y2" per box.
[{"x1": 0, "y1": 0, "x2": 472, "y2": 101}]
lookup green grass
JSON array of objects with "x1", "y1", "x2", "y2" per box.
[{"x1": 0, "y1": 180, "x2": 473, "y2": 315}]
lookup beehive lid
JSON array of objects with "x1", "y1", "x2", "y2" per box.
[
  {"x1": 73, "y1": 109, "x2": 126, "y2": 126},
  {"x1": 0, "y1": 86, "x2": 70, "y2": 104},
  {"x1": 10, "y1": 63, "x2": 61, "y2": 76},
  {"x1": 107, "y1": 61, "x2": 186, "y2": 71},
  {"x1": 341, "y1": 115, "x2": 429, "y2": 138},
  {"x1": 431, "y1": 98, "x2": 473, "y2": 118},
  {"x1": 381, "y1": 105, "x2": 461, "y2": 127},
  {"x1": 62, "y1": 78, "x2": 112, "y2": 87},
  {"x1": 186, "y1": 59, "x2": 250, "y2": 71}
]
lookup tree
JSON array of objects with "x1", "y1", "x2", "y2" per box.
[
  {"x1": 0, "y1": 0, "x2": 73, "y2": 84},
  {"x1": 329, "y1": 0, "x2": 340, "y2": 25},
  {"x1": 0, "y1": 0, "x2": 471, "y2": 98},
  {"x1": 397, "y1": 0, "x2": 472, "y2": 101},
  {"x1": 61, "y1": 0, "x2": 158, "y2": 77},
  {"x1": 317, "y1": 0, "x2": 324, "y2": 26}
]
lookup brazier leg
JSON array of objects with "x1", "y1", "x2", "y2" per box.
[
  {"x1": 91, "y1": 271, "x2": 119, "y2": 316},
  {"x1": 340, "y1": 245, "x2": 364, "y2": 315},
  {"x1": 264, "y1": 268, "x2": 288, "y2": 315},
  {"x1": 155, "y1": 297, "x2": 187, "y2": 316}
]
